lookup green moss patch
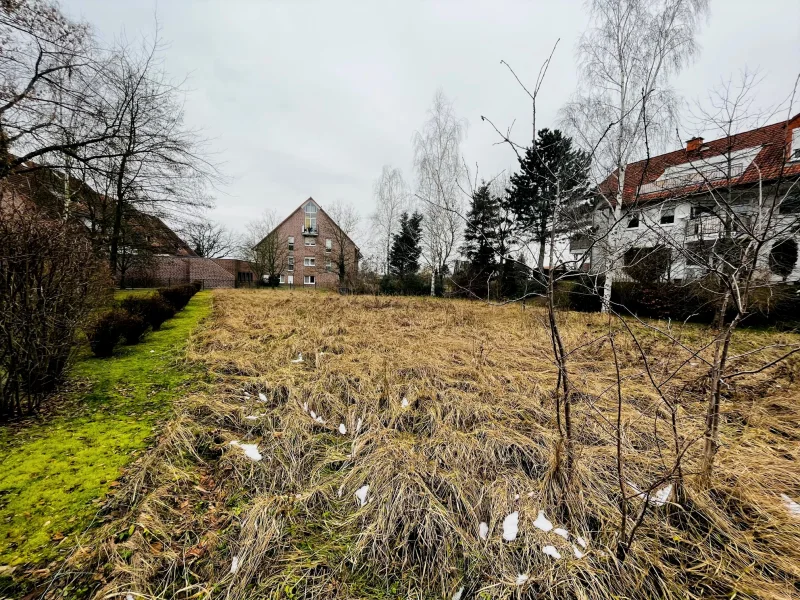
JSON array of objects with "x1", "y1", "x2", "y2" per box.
[{"x1": 0, "y1": 291, "x2": 212, "y2": 568}]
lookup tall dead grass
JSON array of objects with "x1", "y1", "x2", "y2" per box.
[{"x1": 67, "y1": 289, "x2": 800, "y2": 599}]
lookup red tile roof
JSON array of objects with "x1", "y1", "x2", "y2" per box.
[{"x1": 598, "y1": 114, "x2": 800, "y2": 206}]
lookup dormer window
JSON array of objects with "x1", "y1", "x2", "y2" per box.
[
  {"x1": 627, "y1": 212, "x2": 640, "y2": 228},
  {"x1": 791, "y1": 128, "x2": 800, "y2": 161},
  {"x1": 304, "y1": 202, "x2": 317, "y2": 234}
]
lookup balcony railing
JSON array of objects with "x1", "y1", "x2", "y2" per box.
[
  {"x1": 302, "y1": 227, "x2": 318, "y2": 236},
  {"x1": 685, "y1": 214, "x2": 752, "y2": 238},
  {"x1": 638, "y1": 163, "x2": 744, "y2": 196}
]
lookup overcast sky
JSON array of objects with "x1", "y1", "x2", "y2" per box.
[{"x1": 63, "y1": 0, "x2": 800, "y2": 244}]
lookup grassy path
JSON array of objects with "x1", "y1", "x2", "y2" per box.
[{"x1": 0, "y1": 291, "x2": 212, "y2": 570}]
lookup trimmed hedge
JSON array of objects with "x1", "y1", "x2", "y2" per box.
[
  {"x1": 120, "y1": 295, "x2": 175, "y2": 331},
  {"x1": 157, "y1": 281, "x2": 201, "y2": 311},
  {"x1": 119, "y1": 312, "x2": 148, "y2": 345},
  {"x1": 87, "y1": 309, "x2": 128, "y2": 357}
]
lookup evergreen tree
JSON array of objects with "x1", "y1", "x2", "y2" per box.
[
  {"x1": 507, "y1": 128, "x2": 591, "y2": 273},
  {"x1": 460, "y1": 183, "x2": 500, "y2": 286},
  {"x1": 388, "y1": 211, "x2": 423, "y2": 279}
]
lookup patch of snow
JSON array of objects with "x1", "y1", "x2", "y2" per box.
[
  {"x1": 315, "y1": 415, "x2": 325, "y2": 424},
  {"x1": 781, "y1": 493, "x2": 800, "y2": 517},
  {"x1": 553, "y1": 527, "x2": 569, "y2": 540},
  {"x1": 229, "y1": 441, "x2": 263, "y2": 461},
  {"x1": 514, "y1": 494, "x2": 520, "y2": 500},
  {"x1": 309, "y1": 410, "x2": 317, "y2": 419},
  {"x1": 355, "y1": 417, "x2": 363, "y2": 432},
  {"x1": 245, "y1": 415, "x2": 260, "y2": 421},
  {"x1": 258, "y1": 392, "x2": 267, "y2": 402},
  {"x1": 533, "y1": 510, "x2": 553, "y2": 532},
  {"x1": 575, "y1": 536, "x2": 587, "y2": 549},
  {"x1": 479, "y1": 521, "x2": 489, "y2": 540},
  {"x1": 291, "y1": 353, "x2": 304, "y2": 363},
  {"x1": 452, "y1": 586, "x2": 464, "y2": 600},
  {"x1": 338, "y1": 423, "x2": 347, "y2": 434},
  {"x1": 502, "y1": 511, "x2": 519, "y2": 541},
  {"x1": 243, "y1": 392, "x2": 250, "y2": 397},
  {"x1": 230, "y1": 555, "x2": 239, "y2": 574},
  {"x1": 542, "y1": 545, "x2": 562, "y2": 559},
  {"x1": 302, "y1": 402, "x2": 308, "y2": 412},
  {"x1": 515, "y1": 573, "x2": 529, "y2": 586},
  {"x1": 126, "y1": 594, "x2": 135, "y2": 600},
  {"x1": 628, "y1": 481, "x2": 672, "y2": 506},
  {"x1": 355, "y1": 484, "x2": 370, "y2": 507},
  {"x1": 401, "y1": 397, "x2": 410, "y2": 408},
  {"x1": 527, "y1": 491, "x2": 535, "y2": 497},
  {"x1": 572, "y1": 544, "x2": 586, "y2": 559}
]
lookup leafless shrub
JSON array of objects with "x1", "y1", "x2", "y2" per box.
[{"x1": 0, "y1": 191, "x2": 110, "y2": 418}]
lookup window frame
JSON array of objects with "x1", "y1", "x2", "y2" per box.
[
  {"x1": 627, "y1": 212, "x2": 640, "y2": 228},
  {"x1": 326, "y1": 258, "x2": 333, "y2": 272},
  {"x1": 304, "y1": 237, "x2": 316, "y2": 246},
  {"x1": 325, "y1": 238, "x2": 332, "y2": 252},
  {"x1": 288, "y1": 236, "x2": 294, "y2": 250},
  {"x1": 659, "y1": 207, "x2": 675, "y2": 225},
  {"x1": 304, "y1": 275, "x2": 315, "y2": 285},
  {"x1": 287, "y1": 256, "x2": 294, "y2": 271},
  {"x1": 304, "y1": 256, "x2": 315, "y2": 267}
]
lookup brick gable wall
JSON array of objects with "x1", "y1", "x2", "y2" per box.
[{"x1": 273, "y1": 199, "x2": 359, "y2": 288}]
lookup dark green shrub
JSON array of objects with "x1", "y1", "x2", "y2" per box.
[
  {"x1": 121, "y1": 295, "x2": 175, "y2": 331},
  {"x1": 87, "y1": 309, "x2": 127, "y2": 358},
  {"x1": 567, "y1": 274, "x2": 604, "y2": 313},
  {"x1": 158, "y1": 284, "x2": 195, "y2": 311},
  {"x1": 118, "y1": 311, "x2": 149, "y2": 345}
]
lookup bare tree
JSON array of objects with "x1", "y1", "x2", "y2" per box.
[
  {"x1": 371, "y1": 165, "x2": 408, "y2": 275},
  {"x1": 325, "y1": 200, "x2": 361, "y2": 288},
  {"x1": 242, "y1": 210, "x2": 287, "y2": 286},
  {"x1": 640, "y1": 73, "x2": 800, "y2": 480},
  {"x1": 563, "y1": 0, "x2": 710, "y2": 310},
  {"x1": 413, "y1": 90, "x2": 467, "y2": 296},
  {"x1": 0, "y1": 0, "x2": 119, "y2": 181},
  {"x1": 178, "y1": 218, "x2": 238, "y2": 258},
  {"x1": 99, "y1": 31, "x2": 218, "y2": 278}
]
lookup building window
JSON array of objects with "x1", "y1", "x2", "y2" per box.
[
  {"x1": 304, "y1": 203, "x2": 317, "y2": 233},
  {"x1": 304, "y1": 237, "x2": 316, "y2": 246},
  {"x1": 288, "y1": 256, "x2": 294, "y2": 271},
  {"x1": 304, "y1": 275, "x2": 315, "y2": 285},
  {"x1": 279, "y1": 274, "x2": 285, "y2": 284},
  {"x1": 288, "y1": 236, "x2": 294, "y2": 250},
  {"x1": 780, "y1": 192, "x2": 800, "y2": 214},
  {"x1": 304, "y1": 256, "x2": 315, "y2": 267},
  {"x1": 326, "y1": 259, "x2": 333, "y2": 272},
  {"x1": 690, "y1": 205, "x2": 714, "y2": 219},
  {"x1": 660, "y1": 207, "x2": 675, "y2": 225},
  {"x1": 325, "y1": 238, "x2": 332, "y2": 253},
  {"x1": 287, "y1": 274, "x2": 293, "y2": 285},
  {"x1": 791, "y1": 128, "x2": 800, "y2": 161},
  {"x1": 627, "y1": 212, "x2": 640, "y2": 228}
]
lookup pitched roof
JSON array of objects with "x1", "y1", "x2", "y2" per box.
[
  {"x1": 257, "y1": 197, "x2": 360, "y2": 252},
  {"x1": 598, "y1": 114, "x2": 800, "y2": 207},
  {"x1": 1, "y1": 165, "x2": 195, "y2": 256}
]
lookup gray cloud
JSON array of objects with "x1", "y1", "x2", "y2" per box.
[{"x1": 65, "y1": 0, "x2": 800, "y2": 242}]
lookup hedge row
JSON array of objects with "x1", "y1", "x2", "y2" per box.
[
  {"x1": 565, "y1": 275, "x2": 800, "y2": 328},
  {"x1": 87, "y1": 282, "x2": 202, "y2": 358}
]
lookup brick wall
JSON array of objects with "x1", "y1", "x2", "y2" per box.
[
  {"x1": 273, "y1": 199, "x2": 359, "y2": 289},
  {"x1": 129, "y1": 256, "x2": 236, "y2": 288}
]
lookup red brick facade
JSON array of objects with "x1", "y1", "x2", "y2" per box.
[
  {"x1": 266, "y1": 198, "x2": 360, "y2": 288},
  {"x1": 131, "y1": 256, "x2": 236, "y2": 288}
]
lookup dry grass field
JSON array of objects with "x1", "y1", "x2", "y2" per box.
[{"x1": 67, "y1": 289, "x2": 800, "y2": 599}]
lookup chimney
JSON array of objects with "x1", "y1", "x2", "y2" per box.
[{"x1": 686, "y1": 136, "x2": 703, "y2": 152}]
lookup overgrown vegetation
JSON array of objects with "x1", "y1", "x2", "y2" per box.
[
  {"x1": 0, "y1": 200, "x2": 110, "y2": 418},
  {"x1": 0, "y1": 291, "x2": 211, "y2": 584},
  {"x1": 58, "y1": 290, "x2": 800, "y2": 599}
]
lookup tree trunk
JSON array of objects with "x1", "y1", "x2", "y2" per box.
[
  {"x1": 602, "y1": 165, "x2": 625, "y2": 313},
  {"x1": 430, "y1": 267, "x2": 436, "y2": 296}
]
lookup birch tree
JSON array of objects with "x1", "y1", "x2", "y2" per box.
[
  {"x1": 413, "y1": 90, "x2": 467, "y2": 296},
  {"x1": 563, "y1": 0, "x2": 709, "y2": 310},
  {"x1": 372, "y1": 165, "x2": 408, "y2": 275}
]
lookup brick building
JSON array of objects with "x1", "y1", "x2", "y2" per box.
[{"x1": 258, "y1": 197, "x2": 360, "y2": 288}]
